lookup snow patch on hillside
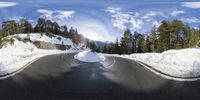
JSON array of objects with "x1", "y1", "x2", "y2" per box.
[
  {"x1": 122, "y1": 48, "x2": 200, "y2": 78},
  {"x1": 74, "y1": 50, "x2": 105, "y2": 62},
  {"x1": 13, "y1": 33, "x2": 74, "y2": 46}
]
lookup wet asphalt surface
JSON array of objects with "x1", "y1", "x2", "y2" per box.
[{"x1": 0, "y1": 53, "x2": 200, "y2": 100}]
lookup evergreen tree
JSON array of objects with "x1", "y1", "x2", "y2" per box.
[
  {"x1": 19, "y1": 19, "x2": 33, "y2": 33},
  {"x1": 60, "y1": 25, "x2": 68, "y2": 37},
  {"x1": 137, "y1": 34, "x2": 145, "y2": 53},
  {"x1": 0, "y1": 31, "x2": 2, "y2": 46},
  {"x1": 34, "y1": 18, "x2": 47, "y2": 33},
  {"x1": 2, "y1": 20, "x2": 21, "y2": 36},
  {"x1": 182, "y1": 25, "x2": 191, "y2": 48},
  {"x1": 102, "y1": 45, "x2": 107, "y2": 53},
  {"x1": 144, "y1": 36, "x2": 151, "y2": 52},
  {"x1": 89, "y1": 41, "x2": 97, "y2": 52},
  {"x1": 189, "y1": 28, "x2": 200, "y2": 47},
  {"x1": 120, "y1": 29, "x2": 132, "y2": 54},
  {"x1": 114, "y1": 38, "x2": 120, "y2": 54},
  {"x1": 149, "y1": 26, "x2": 157, "y2": 52},
  {"x1": 52, "y1": 22, "x2": 60, "y2": 35},
  {"x1": 45, "y1": 19, "x2": 54, "y2": 34},
  {"x1": 157, "y1": 20, "x2": 170, "y2": 52}
]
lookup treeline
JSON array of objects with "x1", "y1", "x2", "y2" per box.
[
  {"x1": 0, "y1": 18, "x2": 96, "y2": 48},
  {"x1": 98, "y1": 19, "x2": 200, "y2": 54}
]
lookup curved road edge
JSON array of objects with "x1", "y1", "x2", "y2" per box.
[
  {"x1": 104, "y1": 54, "x2": 200, "y2": 81},
  {"x1": 1, "y1": 53, "x2": 200, "y2": 81},
  {"x1": 0, "y1": 52, "x2": 69, "y2": 80}
]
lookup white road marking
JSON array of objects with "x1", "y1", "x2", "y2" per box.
[{"x1": 106, "y1": 58, "x2": 116, "y2": 68}]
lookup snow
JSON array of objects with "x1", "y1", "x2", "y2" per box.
[
  {"x1": 113, "y1": 48, "x2": 200, "y2": 78},
  {"x1": 0, "y1": 39, "x2": 66, "y2": 76},
  {"x1": 14, "y1": 33, "x2": 74, "y2": 46},
  {"x1": 74, "y1": 50, "x2": 105, "y2": 62},
  {"x1": 0, "y1": 33, "x2": 81, "y2": 77}
]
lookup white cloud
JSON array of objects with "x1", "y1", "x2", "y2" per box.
[
  {"x1": 105, "y1": 7, "x2": 143, "y2": 30},
  {"x1": 8, "y1": 16, "x2": 23, "y2": 22},
  {"x1": 170, "y1": 10, "x2": 185, "y2": 16},
  {"x1": 37, "y1": 9, "x2": 75, "y2": 24},
  {"x1": 37, "y1": 9, "x2": 53, "y2": 17},
  {"x1": 182, "y1": 2, "x2": 200, "y2": 8},
  {"x1": 56, "y1": 10, "x2": 75, "y2": 18},
  {"x1": 181, "y1": 17, "x2": 200, "y2": 23},
  {"x1": 8, "y1": 16, "x2": 35, "y2": 25},
  {"x1": 130, "y1": 18, "x2": 143, "y2": 29},
  {"x1": 0, "y1": 2, "x2": 16, "y2": 8},
  {"x1": 142, "y1": 11, "x2": 157, "y2": 19},
  {"x1": 105, "y1": 6, "x2": 121, "y2": 14},
  {"x1": 105, "y1": 7, "x2": 167, "y2": 32}
]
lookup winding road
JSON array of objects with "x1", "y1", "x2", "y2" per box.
[{"x1": 0, "y1": 53, "x2": 200, "y2": 100}]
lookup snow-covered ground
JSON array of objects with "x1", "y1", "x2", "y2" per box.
[
  {"x1": 14, "y1": 33, "x2": 74, "y2": 46},
  {"x1": 107, "y1": 48, "x2": 200, "y2": 78},
  {"x1": 74, "y1": 50, "x2": 105, "y2": 62},
  {"x1": 0, "y1": 33, "x2": 82, "y2": 77}
]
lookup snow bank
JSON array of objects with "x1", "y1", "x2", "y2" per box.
[
  {"x1": 0, "y1": 39, "x2": 67, "y2": 76},
  {"x1": 74, "y1": 50, "x2": 105, "y2": 62},
  {"x1": 122, "y1": 48, "x2": 200, "y2": 78},
  {"x1": 0, "y1": 33, "x2": 82, "y2": 77}
]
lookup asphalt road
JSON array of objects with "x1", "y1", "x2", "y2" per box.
[{"x1": 0, "y1": 53, "x2": 200, "y2": 100}]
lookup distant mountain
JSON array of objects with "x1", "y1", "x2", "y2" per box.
[{"x1": 94, "y1": 40, "x2": 107, "y2": 47}]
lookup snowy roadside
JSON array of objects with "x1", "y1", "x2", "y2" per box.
[
  {"x1": 104, "y1": 48, "x2": 200, "y2": 79},
  {"x1": 0, "y1": 49, "x2": 64, "y2": 77},
  {"x1": 0, "y1": 47, "x2": 79, "y2": 77},
  {"x1": 0, "y1": 33, "x2": 81, "y2": 78}
]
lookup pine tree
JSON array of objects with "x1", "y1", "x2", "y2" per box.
[
  {"x1": 34, "y1": 18, "x2": 47, "y2": 33},
  {"x1": 144, "y1": 36, "x2": 151, "y2": 52},
  {"x1": 149, "y1": 26, "x2": 157, "y2": 52},
  {"x1": 120, "y1": 29, "x2": 132, "y2": 54},
  {"x1": 189, "y1": 28, "x2": 200, "y2": 47},
  {"x1": 52, "y1": 22, "x2": 60, "y2": 35},
  {"x1": 137, "y1": 34, "x2": 145, "y2": 53},
  {"x1": 19, "y1": 19, "x2": 33, "y2": 33},
  {"x1": 89, "y1": 41, "x2": 97, "y2": 52},
  {"x1": 102, "y1": 45, "x2": 107, "y2": 53},
  {"x1": 157, "y1": 20, "x2": 170, "y2": 52},
  {"x1": 2, "y1": 20, "x2": 21, "y2": 36},
  {"x1": 114, "y1": 38, "x2": 120, "y2": 54},
  {"x1": 0, "y1": 32, "x2": 2, "y2": 47},
  {"x1": 182, "y1": 25, "x2": 191, "y2": 48}
]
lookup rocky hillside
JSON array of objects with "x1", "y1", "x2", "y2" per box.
[{"x1": 1, "y1": 33, "x2": 85, "y2": 50}]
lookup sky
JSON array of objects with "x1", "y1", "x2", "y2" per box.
[{"x1": 0, "y1": 0, "x2": 200, "y2": 42}]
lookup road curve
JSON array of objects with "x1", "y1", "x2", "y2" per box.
[{"x1": 0, "y1": 53, "x2": 200, "y2": 100}]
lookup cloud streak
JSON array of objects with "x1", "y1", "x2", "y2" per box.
[
  {"x1": 0, "y1": 2, "x2": 16, "y2": 8},
  {"x1": 170, "y1": 10, "x2": 185, "y2": 16},
  {"x1": 142, "y1": 11, "x2": 157, "y2": 19},
  {"x1": 37, "y1": 9, "x2": 75, "y2": 24},
  {"x1": 181, "y1": 17, "x2": 200, "y2": 23},
  {"x1": 182, "y1": 2, "x2": 200, "y2": 8}
]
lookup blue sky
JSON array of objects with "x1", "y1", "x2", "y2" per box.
[{"x1": 0, "y1": 0, "x2": 200, "y2": 42}]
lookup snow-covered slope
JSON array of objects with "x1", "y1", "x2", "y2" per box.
[
  {"x1": 13, "y1": 33, "x2": 74, "y2": 46},
  {"x1": 74, "y1": 50, "x2": 105, "y2": 62},
  {"x1": 122, "y1": 48, "x2": 200, "y2": 78},
  {"x1": 0, "y1": 33, "x2": 83, "y2": 77}
]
